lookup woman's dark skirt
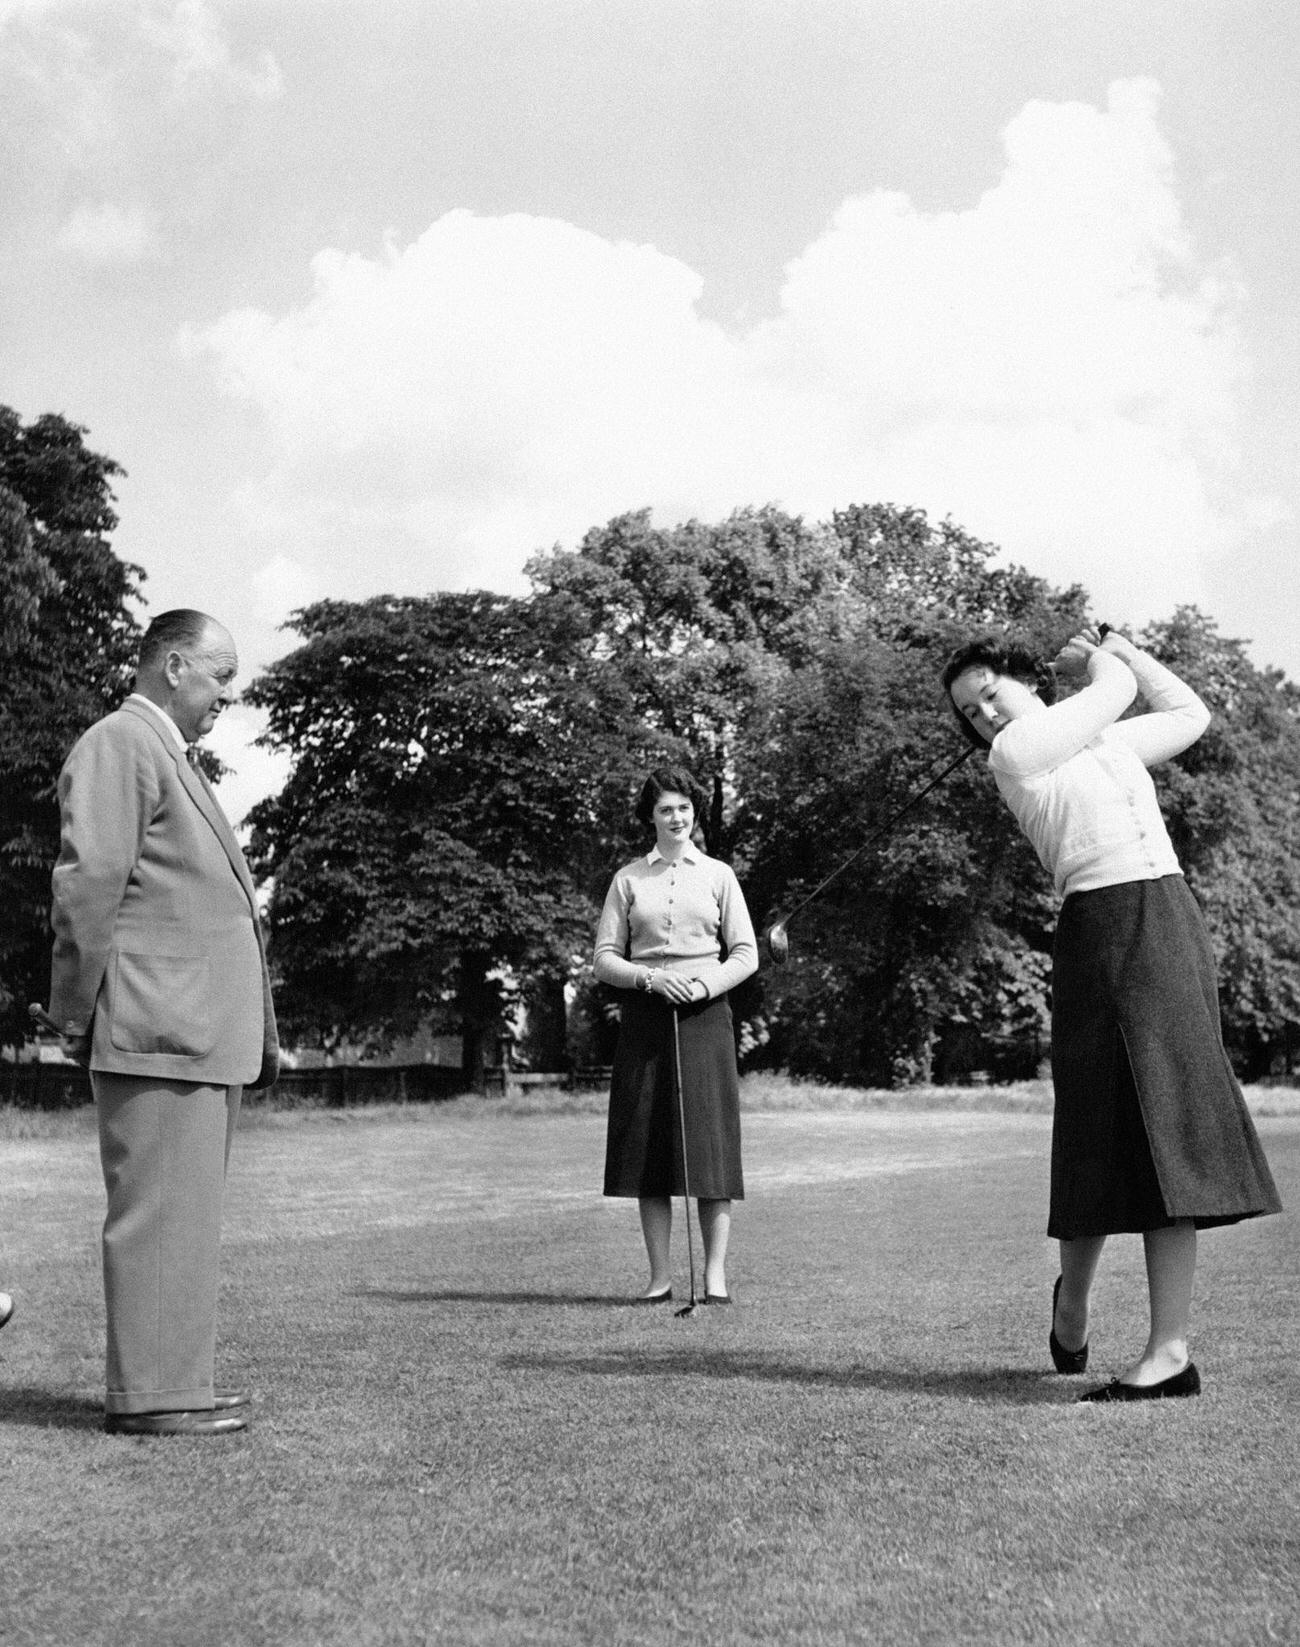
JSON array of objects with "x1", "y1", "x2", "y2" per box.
[
  {"x1": 603, "y1": 991, "x2": 744, "y2": 1200},
  {"x1": 1049, "y1": 874, "x2": 1281, "y2": 1239}
]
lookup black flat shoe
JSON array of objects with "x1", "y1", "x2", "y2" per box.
[
  {"x1": 1078, "y1": 1362, "x2": 1201, "y2": 1403},
  {"x1": 631, "y1": 1289, "x2": 673, "y2": 1305},
  {"x1": 1050, "y1": 1275, "x2": 1088, "y2": 1374},
  {"x1": 701, "y1": 1294, "x2": 732, "y2": 1305}
]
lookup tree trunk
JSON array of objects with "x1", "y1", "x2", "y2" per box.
[
  {"x1": 457, "y1": 951, "x2": 503, "y2": 1092},
  {"x1": 520, "y1": 972, "x2": 569, "y2": 1071}
]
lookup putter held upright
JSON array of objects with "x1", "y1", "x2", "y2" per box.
[{"x1": 669, "y1": 1005, "x2": 699, "y2": 1319}]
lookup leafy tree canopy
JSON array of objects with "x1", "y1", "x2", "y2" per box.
[
  {"x1": 1141, "y1": 607, "x2": 1300, "y2": 1077},
  {"x1": 246, "y1": 592, "x2": 665, "y2": 1074},
  {"x1": 0, "y1": 407, "x2": 143, "y2": 1046},
  {"x1": 250, "y1": 503, "x2": 1300, "y2": 1086}
]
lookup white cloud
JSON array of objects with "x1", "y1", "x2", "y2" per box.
[
  {"x1": 57, "y1": 198, "x2": 161, "y2": 262},
  {"x1": 139, "y1": 0, "x2": 281, "y2": 105},
  {"x1": 0, "y1": 1, "x2": 70, "y2": 21},
  {"x1": 2, "y1": 0, "x2": 281, "y2": 147},
  {"x1": 181, "y1": 78, "x2": 1261, "y2": 627},
  {"x1": 181, "y1": 213, "x2": 758, "y2": 592},
  {"x1": 252, "y1": 552, "x2": 323, "y2": 630}
]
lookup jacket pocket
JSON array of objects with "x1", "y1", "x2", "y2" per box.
[{"x1": 108, "y1": 952, "x2": 215, "y2": 1056}]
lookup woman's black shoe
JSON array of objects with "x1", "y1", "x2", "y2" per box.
[
  {"x1": 1078, "y1": 1361, "x2": 1200, "y2": 1402},
  {"x1": 1049, "y1": 1275, "x2": 1088, "y2": 1374}
]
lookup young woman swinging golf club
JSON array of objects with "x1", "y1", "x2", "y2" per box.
[
  {"x1": 594, "y1": 767, "x2": 758, "y2": 1310},
  {"x1": 944, "y1": 625, "x2": 1281, "y2": 1401}
]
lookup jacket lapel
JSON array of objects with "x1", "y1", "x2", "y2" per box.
[{"x1": 120, "y1": 701, "x2": 259, "y2": 912}]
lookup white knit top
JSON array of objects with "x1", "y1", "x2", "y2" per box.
[
  {"x1": 593, "y1": 843, "x2": 758, "y2": 998},
  {"x1": 988, "y1": 643, "x2": 1210, "y2": 898}
]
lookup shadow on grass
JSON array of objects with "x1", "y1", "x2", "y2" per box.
[
  {"x1": 498, "y1": 1348, "x2": 1066, "y2": 1404},
  {"x1": 359, "y1": 1287, "x2": 620, "y2": 1308},
  {"x1": 0, "y1": 1386, "x2": 103, "y2": 1429}
]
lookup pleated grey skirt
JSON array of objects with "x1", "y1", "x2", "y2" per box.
[
  {"x1": 1049, "y1": 874, "x2": 1281, "y2": 1239},
  {"x1": 603, "y1": 991, "x2": 744, "y2": 1200}
]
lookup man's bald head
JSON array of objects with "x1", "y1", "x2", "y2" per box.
[{"x1": 138, "y1": 610, "x2": 226, "y2": 675}]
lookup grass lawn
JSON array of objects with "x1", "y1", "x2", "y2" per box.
[{"x1": 3, "y1": 1082, "x2": 1298, "y2": 1647}]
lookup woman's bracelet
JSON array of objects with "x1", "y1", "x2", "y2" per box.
[{"x1": 636, "y1": 970, "x2": 707, "y2": 1000}]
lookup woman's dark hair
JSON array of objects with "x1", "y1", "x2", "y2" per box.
[
  {"x1": 635, "y1": 766, "x2": 708, "y2": 830},
  {"x1": 941, "y1": 638, "x2": 1057, "y2": 747}
]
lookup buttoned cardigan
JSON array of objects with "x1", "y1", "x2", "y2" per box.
[
  {"x1": 593, "y1": 844, "x2": 758, "y2": 999},
  {"x1": 988, "y1": 645, "x2": 1210, "y2": 898}
]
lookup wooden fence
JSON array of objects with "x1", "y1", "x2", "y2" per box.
[
  {"x1": 255, "y1": 1064, "x2": 469, "y2": 1106},
  {"x1": 0, "y1": 1061, "x2": 608, "y2": 1108},
  {"x1": 0, "y1": 1062, "x2": 90, "y2": 1108},
  {"x1": 0, "y1": 1061, "x2": 469, "y2": 1109}
]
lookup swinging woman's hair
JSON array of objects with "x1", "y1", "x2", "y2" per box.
[{"x1": 941, "y1": 638, "x2": 1057, "y2": 746}]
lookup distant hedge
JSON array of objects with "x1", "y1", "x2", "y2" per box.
[{"x1": 0, "y1": 1062, "x2": 468, "y2": 1110}]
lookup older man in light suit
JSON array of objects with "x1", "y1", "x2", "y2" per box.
[{"x1": 48, "y1": 609, "x2": 278, "y2": 1436}]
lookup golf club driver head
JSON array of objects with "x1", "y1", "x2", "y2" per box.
[{"x1": 765, "y1": 921, "x2": 790, "y2": 965}]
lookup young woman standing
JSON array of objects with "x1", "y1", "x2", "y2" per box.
[{"x1": 594, "y1": 767, "x2": 757, "y2": 1305}]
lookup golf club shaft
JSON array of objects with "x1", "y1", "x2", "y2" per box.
[
  {"x1": 779, "y1": 744, "x2": 976, "y2": 929},
  {"x1": 771, "y1": 624, "x2": 1106, "y2": 949},
  {"x1": 670, "y1": 1005, "x2": 699, "y2": 1314}
]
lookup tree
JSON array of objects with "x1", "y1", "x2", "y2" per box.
[
  {"x1": 527, "y1": 505, "x2": 843, "y2": 851},
  {"x1": 731, "y1": 507, "x2": 1086, "y2": 1083},
  {"x1": 0, "y1": 408, "x2": 143, "y2": 1046},
  {"x1": 525, "y1": 502, "x2": 1086, "y2": 1082},
  {"x1": 245, "y1": 591, "x2": 658, "y2": 1081},
  {"x1": 1139, "y1": 607, "x2": 1300, "y2": 1078},
  {"x1": 526, "y1": 502, "x2": 1092, "y2": 1082},
  {"x1": 247, "y1": 502, "x2": 1300, "y2": 1089},
  {"x1": 527, "y1": 505, "x2": 843, "y2": 1061}
]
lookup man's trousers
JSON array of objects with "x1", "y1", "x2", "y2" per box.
[{"x1": 92, "y1": 1074, "x2": 241, "y2": 1415}]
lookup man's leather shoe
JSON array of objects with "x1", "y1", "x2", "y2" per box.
[
  {"x1": 105, "y1": 1408, "x2": 248, "y2": 1436},
  {"x1": 213, "y1": 1388, "x2": 251, "y2": 1409}
]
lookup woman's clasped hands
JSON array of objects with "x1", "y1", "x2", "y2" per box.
[{"x1": 643, "y1": 968, "x2": 705, "y2": 1004}]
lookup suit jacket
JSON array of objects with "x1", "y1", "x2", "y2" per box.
[{"x1": 50, "y1": 700, "x2": 279, "y2": 1089}]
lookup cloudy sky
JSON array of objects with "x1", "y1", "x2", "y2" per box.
[{"x1": 3, "y1": 0, "x2": 1297, "y2": 824}]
